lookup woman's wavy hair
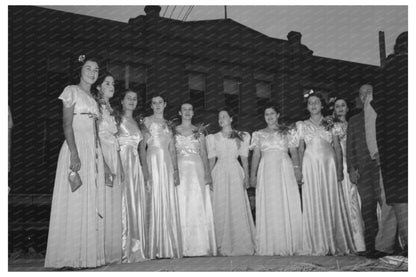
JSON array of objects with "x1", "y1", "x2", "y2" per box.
[{"x1": 111, "y1": 88, "x2": 142, "y2": 129}]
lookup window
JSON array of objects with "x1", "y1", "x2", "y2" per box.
[
  {"x1": 188, "y1": 72, "x2": 206, "y2": 111},
  {"x1": 256, "y1": 81, "x2": 272, "y2": 115},
  {"x1": 223, "y1": 78, "x2": 240, "y2": 115}
]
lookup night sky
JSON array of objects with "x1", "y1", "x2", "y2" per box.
[{"x1": 44, "y1": 5, "x2": 407, "y2": 66}]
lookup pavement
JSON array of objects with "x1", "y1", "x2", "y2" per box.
[{"x1": 8, "y1": 255, "x2": 408, "y2": 272}]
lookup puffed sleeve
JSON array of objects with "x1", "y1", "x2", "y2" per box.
[
  {"x1": 287, "y1": 127, "x2": 299, "y2": 148},
  {"x1": 206, "y1": 134, "x2": 216, "y2": 159},
  {"x1": 58, "y1": 85, "x2": 77, "y2": 108},
  {"x1": 249, "y1": 131, "x2": 261, "y2": 151},
  {"x1": 295, "y1": 121, "x2": 304, "y2": 140},
  {"x1": 239, "y1": 132, "x2": 251, "y2": 157},
  {"x1": 332, "y1": 122, "x2": 344, "y2": 137}
]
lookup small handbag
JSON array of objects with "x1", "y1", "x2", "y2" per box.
[
  {"x1": 105, "y1": 172, "x2": 116, "y2": 187},
  {"x1": 68, "y1": 171, "x2": 83, "y2": 192}
]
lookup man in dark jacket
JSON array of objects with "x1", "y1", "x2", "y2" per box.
[
  {"x1": 347, "y1": 84, "x2": 382, "y2": 258},
  {"x1": 371, "y1": 32, "x2": 408, "y2": 255}
]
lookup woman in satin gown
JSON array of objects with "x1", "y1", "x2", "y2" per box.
[
  {"x1": 45, "y1": 57, "x2": 106, "y2": 268},
  {"x1": 114, "y1": 89, "x2": 148, "y2": 262},
  {"x1": 174, "y1": 102, "x2": 216, "y2": 257},
  {"x1": 206, "y1": 109, "x2": 256, "y2": 256},
  {"x1": 142, "y1": 95, "x2": 182, "y2": 259},
  {"x1": 250, "y1": 105, "x2": 303, "y2": 256},
  {"x1": 297, "y1": 93, "x2": 354, "y2": 256},
  {"x1": 95, "y1": 72, "x2": 124, "y2": 264},
  {"x1": 332, "y1": 98, "x2": 366, "y2": 252}
]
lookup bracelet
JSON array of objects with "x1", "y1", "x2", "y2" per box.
[{"x1": 293, "y1": 165, "x2": 300, "y2": 168}]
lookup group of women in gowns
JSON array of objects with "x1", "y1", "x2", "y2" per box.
[{"x1": 45, "y1": 56, "x2": 367, "y2": 269}]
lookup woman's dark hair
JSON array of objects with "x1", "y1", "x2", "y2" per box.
[
  {"x1": 177, "y1": 100, "x2": 194, "y2": 124},
  {"x1": 331, "y1": 97, "x2": 351, "y2": 120},
  {"x1": 218, "y1": 108, "x2": 238, "y2": 129},
  {"x1": 178, "y1": 100, "x2": 194, "y2": 112},
  {"x1": 72, "y1": 55, "x2": 100, "y2": 84},
  {"x1": 149, "y1": 93, "x2": 167, "y2": 104},
  {"x1": 91, "y1": 70, "x2": 114, "y2": 115},
  {"x1": 112, "y1": 89, "x2": 140, "y2": 129},
  {"x1": 263, "y1": 103, "x2": 280, "y2": 115},
  {"x1": 305, "y1": 92, "x2": 327, "y2": 116}
]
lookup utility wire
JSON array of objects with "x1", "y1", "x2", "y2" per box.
[
  {"x1": 169, "y1": 6, "x2": 177, "y2": 19},
  {"x1": 177, "y1": 6, "x2": 186, "y2": 20},
  {"x1": 183, "y1": 6, "x2": 194, "y2": 21},
  {"x1": 162, "y1": 5, "x2": 169, "y2": 17},
  {"x1": 182, "y1": 6, "x2": 192, "y2": 21}
]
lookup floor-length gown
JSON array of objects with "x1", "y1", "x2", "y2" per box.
[
  {"x1": 250, "y1": 130, "x2": 303, "y2": 256},
  {"x1": 118, "y1": 118, "x2": 147, "y2": 262},
  {"x1": 206, "y1": 132, "x2": 256, "y2": 256},
  {"x1": 297, "y1": 120, "x2": 354, "y2": 256},
  {"x1": 334, "y1": 122, "x2": 366, "y2": 252},
  {"x1": 175, "y1": 133, "x2": 217, "y2": 256},
  {"x1": 98, "y1": 104, "x2": 123, "y2": 264},
  {"x1": 45, "y1": 85, "x2": 106, "y2": 268},
  {"x1": 146, "y1": 119, "x2": 182, "y2": 259}
]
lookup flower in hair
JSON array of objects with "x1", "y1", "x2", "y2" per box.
[
  {"x1": 78, "y1": 54, "x2": 86, "y2": 63},
  {"x1": 303, "y1": 89, "x2": 314, "y2": 98}
]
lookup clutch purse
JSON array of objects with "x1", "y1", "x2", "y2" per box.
[
  {"x1": 105, "y1": 172, "x2": 116, "y2": 187},
  {"x1": 68, "y1": 171, "x2": 83, "y2": 192}
]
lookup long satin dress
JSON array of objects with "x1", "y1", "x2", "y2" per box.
[
  {"x1": 297, "y1": 120, "x2": 354, "y2": 256},
  {"x1": 118, "y1": 118, "x2": 147, "y2": 262},
  {"x1": 334, "y1": 122, "x2": 366, "y2": 252},
  {"x1": 45, "y1": 85, "x2": 105, "y2": 268},
  {"x1": 175, "y1": 133, "x2": 217, "y2": 257},
  {"x1": 250, "y1": 130, "x2": 303, "y2": 256},
  {"x1": 98, "y1": 104, "x2": 122, "y2": 264},
  {"x1": 146, "y1": 119, "x2": 182, "y2": 259},
  {"x1": 206, "y1": 132, "x2": 256, "y2": 256}
]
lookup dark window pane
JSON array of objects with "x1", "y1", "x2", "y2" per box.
[{"x1": 190, "y1": 89, "x2": 205, "y2": 111}]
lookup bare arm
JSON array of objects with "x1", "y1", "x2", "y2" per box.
[
  {"x1": 241, "y1": 156, "x2": 250, "y2": 189},
  {"x1": 333, "y1": 135, "x2": 344, "y2": 182},
  {"x1": 208, "y1": 158, "x2": 216, "y2": 174},
  {"x1": 289, "y1": 146, "x2": 303, "y2": 184},
  {"x1": 298, "y1": 138, "x2": 305, "y2": 168},
  {"x1": 139, "y1": 136, "x2": 150, "y2": 185},
  {"x1": 250, "y1": 147, "x2": 261, "y2": 188},
  {"x1": 199, "y1": 134, "x2": 212, "y2": 186},
  {"x1": 168, "y1": 136, "x2": 180, "y2": 186},
  {"x1": 62, "y1": 104, "x2": 81, "y2": 172}
]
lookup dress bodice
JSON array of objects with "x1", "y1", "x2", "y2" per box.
[
  {"x1": 250, "y1": 129, "x2": 297, "y2": 152},
  {"x1": 333, "y1": 121, "x2": 348, "y2": 160},
  {"x1": 98, "y1": 105, "x2": 119, "y2": 148},
  {"x1": 175, "y1": 134, "x2": 201, "y2": 156},
  {"x1": 206, "y1": 132, "x2": 250, "y2": 161},
  {"x1": 296, "y1": 119, "x2": 333, "y2": 145},
  {"x1": 59, "y1": 85, "x2": 99, "y2": 116},
  {"x1": 118, "y1": 117, "x2": 142, "y2": 150},
  {"x1": 146, "y1": 119, "x2": 173, "y2": 150}
]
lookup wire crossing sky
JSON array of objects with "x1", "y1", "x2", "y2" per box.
[{"x1": 45, "y1": 5, "x2": 407, "y2": 66}]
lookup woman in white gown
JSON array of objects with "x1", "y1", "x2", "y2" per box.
[
  {"x1": 250, "y1": 105, "x2": 303, "y2": 256},
  {"x1": 206, "y1": 109, "x2": 255, "y2": 256},
  {"x1": 143, "y1": 95, "x2": 183, "y2": 259},
  {"x1": 94, "y1": 71, "x2": 124, "y2": 264},
  {"x1": 297, "y1": 93, "x2": 354, "y2": 256},
  {"x1": 174, "y1": 102, "x2": 216, "y2": 257},
  {"x1": 115, "y1": 89, "x2": 148, "y2": 262},
  {"x1": 45, "y1": 57, "x2": 106, "y2": 268},
  {"x1": 332, "y1": 98, "x2": 366, "y2": 253}
]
